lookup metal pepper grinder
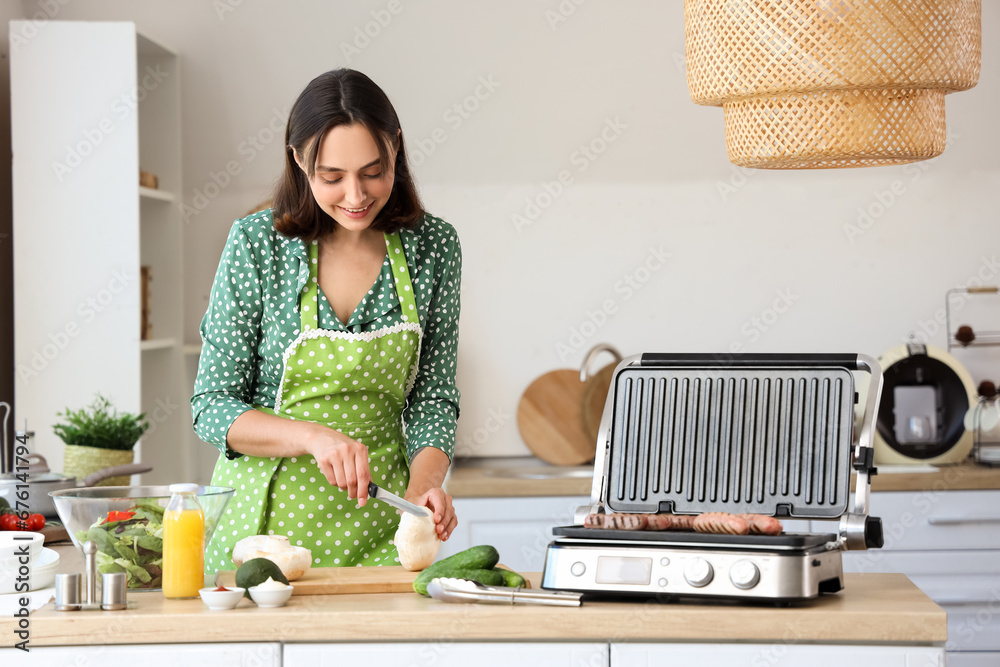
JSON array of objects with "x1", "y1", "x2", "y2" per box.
[{"x1": 83, "y1": 540, "x2": 98, "y2": 605}]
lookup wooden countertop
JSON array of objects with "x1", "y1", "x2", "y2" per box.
[
  {"x1": 5, "y1": 569, "x2": 944, "y2": 647},
  {"x1": 445, "y1": 460, "x2": 1000, "y2": 498}
]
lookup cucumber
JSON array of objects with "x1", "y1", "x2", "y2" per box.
[
  {"x1": 443, "y1": 568, "x2": 505, "y2": 588},
  {"x1": 494, "y1": 567, "x2": 527, "y2": 589},
  {"x1": 413, "y1": 545, "x2": 500, "y2": 595},
  {"x1": 432, "y1": 545, "x2": 500, "y2": 572}
]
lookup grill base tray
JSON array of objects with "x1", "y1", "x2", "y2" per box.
[{"x1": 542, "y1": 534, "x2": 843, "y2": 602}]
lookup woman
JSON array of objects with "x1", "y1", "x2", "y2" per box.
[{"x1": 191, "y1": 69, "x2": 461, "y2": 574}]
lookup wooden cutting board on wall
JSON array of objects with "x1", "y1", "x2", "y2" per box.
[
  {"x1": 517, "y1": 369, "x2": 595, "y2": 466},
  {"x1": 215, "y1": 565, "x2": 419, "y2": 596}
]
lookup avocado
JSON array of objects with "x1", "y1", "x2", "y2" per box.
[{"x1": 235, "y1": 557, "x2": 289, "y2": 598}]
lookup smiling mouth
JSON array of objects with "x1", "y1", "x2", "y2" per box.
[{"x1": 341, "y1": 203, "x2": 373, "y2": 214}]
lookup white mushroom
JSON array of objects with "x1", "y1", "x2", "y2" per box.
[
  {"x1": 232, "y1": 534, "x2": 312, "y2": 581},
  {"x1": 394, "y1": 511, "x2": 440, "y2": 571}
]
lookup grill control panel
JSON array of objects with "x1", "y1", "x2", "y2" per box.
[{"x1": 542, "y1": 541, "x2": 842, "y2": 601}]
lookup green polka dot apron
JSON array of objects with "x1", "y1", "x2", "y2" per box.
[{"x1": 205, "y1": 231, "x2": 421, "y2": 574}]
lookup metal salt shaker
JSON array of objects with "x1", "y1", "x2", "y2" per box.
[
  {"x1": 54, "y1": 573, "x2": 81, "y2": 611},
  {"x1": 101, "y1": 572, "x2": 127, "y2": 611}
]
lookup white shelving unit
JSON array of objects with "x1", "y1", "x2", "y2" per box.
[{"x1": 11, "y1": 21, "x2": 193, "y2": 486}]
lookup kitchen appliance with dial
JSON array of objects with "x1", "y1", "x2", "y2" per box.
[{"x1": 541, "y1": 353, "x2": 884, "y2": 603}]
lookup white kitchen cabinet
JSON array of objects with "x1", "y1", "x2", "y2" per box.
[
  {"x1": 4, "y1": 643, "x2": 280, "y2": 666},
  {"x1": 10, "y1": 20, "x2": 192, "y2": 485},
  {"x1": 285, "y1": 642, "x2": 609, "y2": 667},
  {"x1": 440, "y1": 496, "x2": 590, "y2": 572},
  {"x1": 841, "y1": 489, "x2": 1000, "y2": 660},
  {"x1": 611, "y1": 643, "x2": 943, "y2": 666}
]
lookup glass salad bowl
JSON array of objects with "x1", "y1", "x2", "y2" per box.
[{"x1": 50, "y1": 485, "x2": 234, "y2": 592}]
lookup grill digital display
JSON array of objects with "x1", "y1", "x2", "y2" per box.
[{"x1": 595, "y1": 556, "x2": 653, "y2": 585}]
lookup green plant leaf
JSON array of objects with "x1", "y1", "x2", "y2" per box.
[{"x1": 52, "y1": 393, "x2": 149, "y2": 450}]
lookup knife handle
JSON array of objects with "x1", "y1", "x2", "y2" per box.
[{"x1": 368, "y1": 482, "x2": 379, "y2": 497}]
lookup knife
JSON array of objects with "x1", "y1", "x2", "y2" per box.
[{"x1": 367, "y1": 482, "x2": 431, "y2": 517}]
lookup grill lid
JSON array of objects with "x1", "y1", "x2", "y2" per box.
[{"x1": 602, "y1": 357, "x2": 857, "y2": 519}]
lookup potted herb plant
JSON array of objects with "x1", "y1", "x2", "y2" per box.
[{"x1": 54, "y1": 395, "x2": 149, "y2": 486}]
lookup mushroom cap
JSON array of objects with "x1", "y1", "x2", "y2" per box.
[{"x1": 232, "y1": 534, "x2": 312, "y2": 581}]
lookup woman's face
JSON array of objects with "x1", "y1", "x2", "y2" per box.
[{"x1": 300, "y1": 123, "x2": 396, "y2": 233}]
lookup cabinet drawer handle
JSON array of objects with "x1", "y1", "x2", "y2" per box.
[{"x1": 926, "y1": 517, "x2": 1000, "y2": 525}]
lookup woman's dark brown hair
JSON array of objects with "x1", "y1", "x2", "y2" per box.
[{"x1": 272, "y1": 69, "x2": 424, "y2": 240}]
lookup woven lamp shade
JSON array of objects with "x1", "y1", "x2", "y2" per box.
[{"x1": 685, "y1": 0, "x2": 982, "y2": 169}]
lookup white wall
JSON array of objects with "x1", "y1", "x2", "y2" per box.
[{"x1": 41, "y1": 0, "x2": 1000, "y2": 462}]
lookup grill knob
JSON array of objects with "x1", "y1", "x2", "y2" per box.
[
  {"x1": 683, "y1": 558, "x2": 714, "y2": 588},
  {"x1": 730, "y1": 560, "x2": 761, "y2": 590}
]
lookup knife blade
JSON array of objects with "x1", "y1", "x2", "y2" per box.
[{"x1": 367, "y1": 482, "x2": 431, "y2": 517}]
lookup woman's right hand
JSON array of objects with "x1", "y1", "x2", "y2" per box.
[{"x1": 303, "y1": 425, "x2": 372, "y2": 504}]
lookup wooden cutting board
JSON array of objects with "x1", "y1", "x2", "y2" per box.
[
  {"x1": 41, "y1": 521, "x2": 71, "y2": 544},
  {"x1": 215, "y1": 565, "x2": 419, "y2": 596},
  {"x1": 517, "y1": 369, "x2": 595, "y2": 465}
]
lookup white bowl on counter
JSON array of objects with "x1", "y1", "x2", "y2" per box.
[
  {"x1": 248, "y1": 583, "x2": 293, "y2": 608},
  {"x1": 199, "y1": 586, "x2": 246, "y2": 610},
  {"x1": 0, "y1": 531, "x2": 44, "y2": 561},
  {"x1": 0, "y1": 546, "x2": 59, "y2": 594}
]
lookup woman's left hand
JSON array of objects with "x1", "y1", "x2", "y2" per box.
[{"x1": 407, "y1": 487, "x2": 457, "y2": 541}]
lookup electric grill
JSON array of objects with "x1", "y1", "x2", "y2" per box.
[{"x1": 541, "y1": 353, "x2": 885, "y2": 603}]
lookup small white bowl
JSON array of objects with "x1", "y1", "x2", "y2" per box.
[
  {"x1": 248, "y1": 583, "x2": 293, "y2": 608},
  {"x1": 0, "y1": 531, "x2": 44, "y2": 561},
  {"x1": 199, "y1": 586, "x2": 246, "y2": 610},
  {"x1": 0, "y1": 546, "x2": 58, "y2": 594}
]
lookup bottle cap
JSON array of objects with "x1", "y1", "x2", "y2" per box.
[{"x1": 168, "y1": 483, "x2": 199, "y2": 494}]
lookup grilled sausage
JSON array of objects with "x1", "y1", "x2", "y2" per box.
[
  {"x1": 743, "y1": 513, "x2": 783, "y2": 536},
  {"x1": 584, "y1": 512, "x2": 649, "y2": 530},
  {"x1": 645, "y1": 513, "x2": 696, "y2": 531},
  {"x1": 692, "y1": 512, "x2": 750, "y2": 535},
  {"x1": 585, "y1": 512, "x2": 781, "y2": 535}
]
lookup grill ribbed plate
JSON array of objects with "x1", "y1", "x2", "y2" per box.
[{"x1": 606, "y1": 368, "x2": 854, "y2": 518}]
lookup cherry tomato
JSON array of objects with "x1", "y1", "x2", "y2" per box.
[
  {"x1": 27, "y1": 514, "x2": 45, "y2": 531},
  {"x1": 0, "y1": 514, "x2": 20, "y2": 531}
]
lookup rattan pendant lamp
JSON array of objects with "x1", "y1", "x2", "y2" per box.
[{"x1": 685, "y1": 0, "x2": 982, "y2": 169}]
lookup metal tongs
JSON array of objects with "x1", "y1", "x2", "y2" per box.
[{"x1": 427, "y1": 577, "x2": 582, "y2": 606}]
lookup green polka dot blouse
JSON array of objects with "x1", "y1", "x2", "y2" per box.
[{"x1": 190, "y1": 209, "x2": 462, "y2": 463}]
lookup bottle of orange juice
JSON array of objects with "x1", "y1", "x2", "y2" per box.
[{"x1": 162, "y1": 483, "x2": 205, "y2": 599}]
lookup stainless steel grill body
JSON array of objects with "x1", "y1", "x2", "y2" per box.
[{"x1": 542, "y1": 353, "x2": 884, "y2": 603}]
